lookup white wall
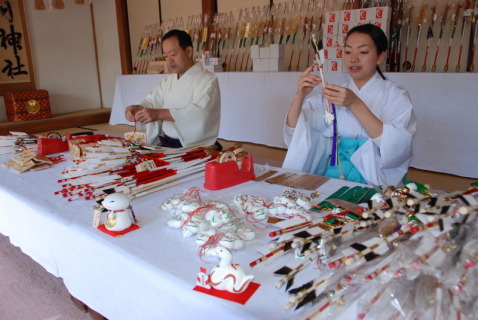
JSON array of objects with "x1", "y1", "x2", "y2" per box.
[
  {"x1": 161, "y1": 0, "x2": 201, "y2": 23},
  {"x1": 93, "y1": 0, "x2": 122, "y2": 109},
  {"x1": 0, "y1": 0, "x2": 121, "y2": 122}
]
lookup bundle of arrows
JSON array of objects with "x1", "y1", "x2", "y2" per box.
[
  {"x1": 250, "y1": 182, "x2": 478, "y2": 319},
  {"x1": 54, "y1": 136, "x2": 227, "y2": 202}
]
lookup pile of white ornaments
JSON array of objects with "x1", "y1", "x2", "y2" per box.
[
  {"x1": 267, "y1": 195, "x2": 312, "y2": 221},
  {"x1": 231, "y1": 192, "x2": 313, "y2": 222},
  {"x1": 162, "y1": 192, "x2": 256, "y2": 251},
  {"x1": 231, "y1": 194, "x2": 269, "y2": 220}
]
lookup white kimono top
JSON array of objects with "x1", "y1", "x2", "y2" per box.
[
  {"x1": 283, "y1": 72, "x2": 417, "y2": 187},
  {"x1": 136, "y1": 62, "x2": 221, "y2": 147}
]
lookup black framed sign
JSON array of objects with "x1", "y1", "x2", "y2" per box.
[{"x1": 0, "y1": 0, "x2": 36, "y2": 95}]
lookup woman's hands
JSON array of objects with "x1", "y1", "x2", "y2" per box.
[
  {"x1": 322, "y1": 84, "x2": 360, "y2": 110},
  {"x1": 323, "y1": 84, "x2": 383, "y2": 139},
  {"x1": 296, "y1": 64, "x2": 322, "y2": 99}
]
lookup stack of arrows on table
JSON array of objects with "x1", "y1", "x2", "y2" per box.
[
  {"x1": 55, "y1": 141, "x2": 221, "y2": 202},
  {"x1": 249, "y1": 183, "x2": 478, "y2": 319}
]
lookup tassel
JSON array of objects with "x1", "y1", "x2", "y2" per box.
[
  {"x1": 34, "y1": 0, "x2": 46, "y2": 10},
  {"x1": 52, "y1": 0, "x2": 65, "y2": 9}
]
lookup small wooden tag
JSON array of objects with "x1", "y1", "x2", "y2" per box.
[{"x1": 124, "y1": 131, "x2": 147, "y2": 145}]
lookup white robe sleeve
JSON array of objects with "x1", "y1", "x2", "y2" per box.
[
  {"x1": 351, "y1": 83, "x2": 417, "y2": 186},
  {"x1": 135, "y1": 80, "x2": 167, "y2": 145},
  {"x1": 282, "y1": 94, "x2": 331, "y2": 175}
]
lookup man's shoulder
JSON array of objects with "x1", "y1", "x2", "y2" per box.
[{"x1": 191, "y1": 63, "x2": 218, "y2": 80}]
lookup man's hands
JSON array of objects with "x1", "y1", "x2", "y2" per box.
[
  {"x1": 125, "y1": 105, "x2": 143, "y2": 122},
  {"x1": 125, "y1": 105, "x2": 174, "y2": 123}
]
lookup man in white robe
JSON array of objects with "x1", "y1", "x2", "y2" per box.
[
  {"x1": 125, "y1": 29, "x2": 220, "y2": 147},
  {"x1": 283, "y1": 72, "x2": 417, "y2": 187}
]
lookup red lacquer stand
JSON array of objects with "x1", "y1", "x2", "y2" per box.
[
  {"x1": 37, "y1": 138, "x2": 69, "y2": 155},
  {"x1": 204, "y1": 156, "x2": 255, "y2": 190}
]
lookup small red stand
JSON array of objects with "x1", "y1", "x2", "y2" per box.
[
  {"x1": 204, "y1": 156, "x2": 255, "y2": 190},
  {"x1": 193, "y1": 282, "x2": 260, "y2": 305},
  {"x1": 97, "y1": 224, "x2": 140, "y2": 237},
  {"x1": 37, "y1": 138, "x2": 69, "y2": 155}
]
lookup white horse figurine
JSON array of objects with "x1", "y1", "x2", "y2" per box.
[{"x1": 207, "y1": 246, "x2": 254, "y2": 294}]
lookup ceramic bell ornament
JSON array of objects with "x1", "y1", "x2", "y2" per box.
[{"x1": 102, "y1": 193, "x2": 135, "y2": 232}]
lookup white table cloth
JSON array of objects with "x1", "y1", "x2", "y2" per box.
[
  {"x1": 0, "y1": 152, "x2": 363, "y2": 320},
  {"x1": 110, "y1": 72, "x2": 478, "y2": 179}
]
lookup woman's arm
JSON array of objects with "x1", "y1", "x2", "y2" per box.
[{"x1": 286, "y1": 65, "x2": 323, "y2": 128}]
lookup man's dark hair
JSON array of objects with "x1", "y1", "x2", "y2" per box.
[{"x1": 162, "y1": 29, "x2": 193, "y2": 50}]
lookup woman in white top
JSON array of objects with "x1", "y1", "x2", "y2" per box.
[{"x1": 283, "y1": 24, "x2": 417, "y2": 187}]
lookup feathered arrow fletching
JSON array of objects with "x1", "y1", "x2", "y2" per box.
[
  {"x1": 274, "y1": 266, "x2": 292, "y2": 275},
  {"x1": 288, "y1": 280, "x2": 313, "y2": 295}
]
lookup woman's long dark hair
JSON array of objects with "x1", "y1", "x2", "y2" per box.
[{"x1": 345, "y1": 24, "x2": 388, "y2": 80}]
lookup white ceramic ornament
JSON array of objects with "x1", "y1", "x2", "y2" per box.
[
  {"x1": 205, "y1": 209, "x2": 232, "y2": 228},
  {"x1": 207, "y1": 246, "x2": 254, "y2": 294},
  {"x1": 232, "y1": 194, "x2": 268, "y2": 219},
  {"x1": 102, "y1": 193, "x2": 135, "y2": 232},
  {"x1": 166, "y1": 213, "x2": 189, "y2": 228}
]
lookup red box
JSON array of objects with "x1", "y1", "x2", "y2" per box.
[
  {"x1": 4, "y1": 90, "x2": 52, "y2": 122},
  {"x1": 37, "y1": 138, "x2": 69, "y2": 155}
]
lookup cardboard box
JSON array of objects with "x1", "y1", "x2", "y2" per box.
[
  {"x1": 341, "y1": 9, "x2": 356, "y2": 22},
  {"x1": 4, "y1": 90, "x2": 52, "y2": 122},
  {"x1": 326, "y1": 59, "x2": 343, "y2": 72},
  {"x1": 367, "y1": 7, "x2": 391, "y2": 21},
  {"x1": 269, "y1": 44, "x2": 285, "y2": 58},
  {"x1": 357, "y1": 8, "x2": 369, "y2": 22},
  {"x1": 250, "y1": 45, "x2": 260, "y2": 59},
  {"x1": 325, "y1": 11, "x2": 341, "y2": 24},
  {"x1": 259, "y1": 46, "x2": 270, "y2": 58},
  {"x1": 339, "y1": 22, "x2": 358, "y2": 36},
  {"x1": 337, "y1": 35, "x2": 346, "y2": 47},
  {"x1": 253, "y1": 58, "x2": 269, "y2": 72},
  {"x1": 327, "y1": 47, "x2": 344, "y2": 59},
  {"x1": 269, "y1": 58, "x2": 284, "y2": 72},
  {"x1": 324, "y1": 23, "x2": 339, "y2": 36},
  {"x1": 324, "y1": 35, "x2": 339, "y2": 48}
]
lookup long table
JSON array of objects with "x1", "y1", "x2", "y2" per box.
[
  {"x1": 0, "y1": 152, "x2": 364, "y2": 320},
  {"x1": 109, "y1": 72, "x2": 478, "y2": 179}
]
